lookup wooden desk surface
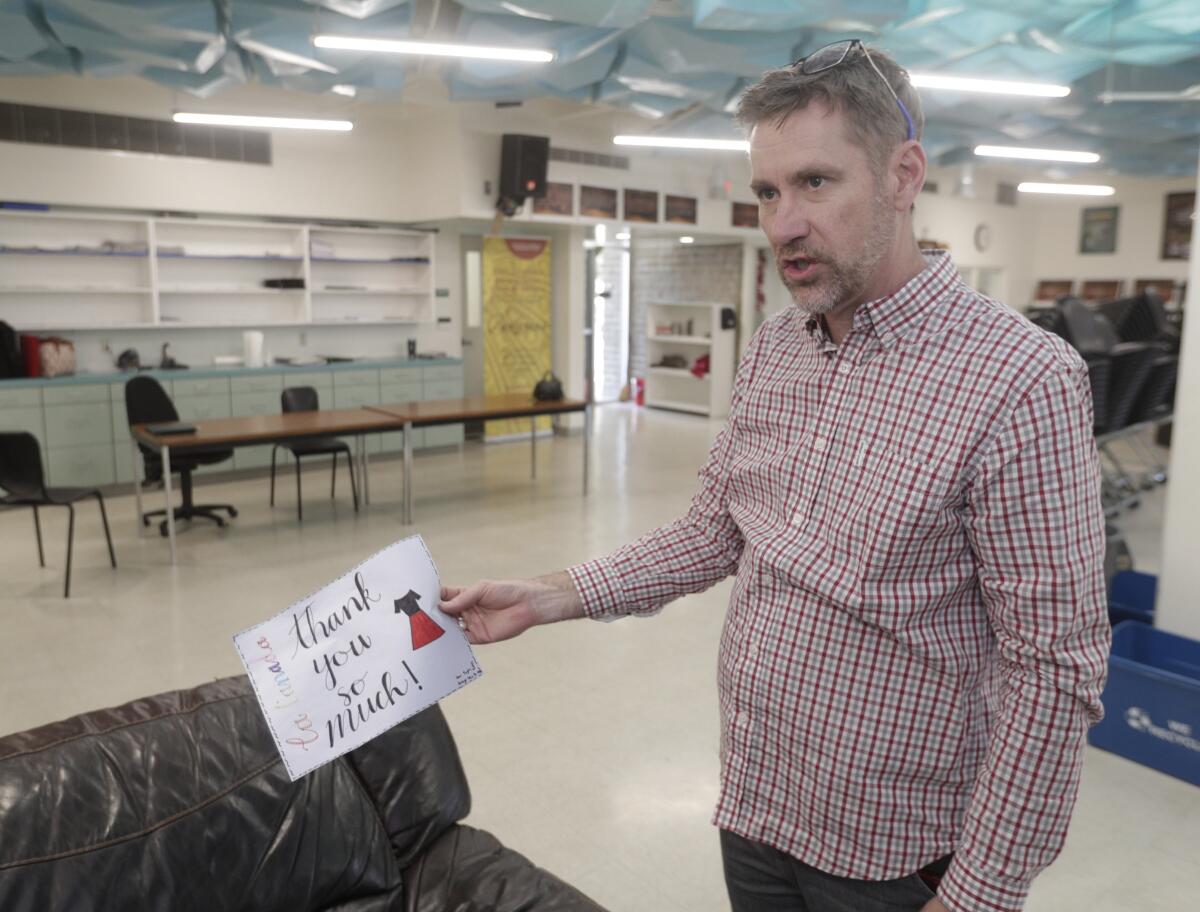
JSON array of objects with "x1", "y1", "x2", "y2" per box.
[
  {"x1": 131, "y1": 408, "x2": 399, "y2": 450},
  {"x1": 367, "y1": 393, "x2": 587, "y2": 425}
]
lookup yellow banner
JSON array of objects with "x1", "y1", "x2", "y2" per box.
[{"x1": 482, "y1": 236, "x2": 553, "y2": 439}]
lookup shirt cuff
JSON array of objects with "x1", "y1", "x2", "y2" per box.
[
  {"x1": 567, "y1": 558, "x2": 625, "y2": 620},
  {"x1": 937, "y1": 856, "x2": 1030, "y2": 912}
]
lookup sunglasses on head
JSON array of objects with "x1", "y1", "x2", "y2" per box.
[{"x1": 792, "y1": 39, "x2": 916, "y2": 143}]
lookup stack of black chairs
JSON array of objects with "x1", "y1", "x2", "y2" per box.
[{"x1": 1033, "y1": 291, "x2": 1179, "y2": 516}]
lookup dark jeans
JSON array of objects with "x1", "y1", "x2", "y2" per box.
[{"x1": 720, "y1": 830, "x2": 946, "y2": 912}]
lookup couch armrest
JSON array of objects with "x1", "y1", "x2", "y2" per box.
[{"x1": 403, "y1": 824, "x2": 607, "y2": 912}]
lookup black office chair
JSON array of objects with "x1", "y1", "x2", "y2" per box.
[
  {"x1": 125, "y1": 376, "x2": 237, "y2": 537},
  {"x1": 0, "y1": 432, "x2": 116, "y2": 598},
  {"x1": 270, "y1": 386, "x2": 358, "y2": 521}
]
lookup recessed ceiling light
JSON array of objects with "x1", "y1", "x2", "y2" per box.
[
  {"x1": 1017, "y1": 182, "x2": 1115, "y2": 196},
  {"x1": 331, "y1": 84, "x2": 358, "y2": 97},
  {"x1": 613, "y1": 135, "x2": 749, "y2": 152},
  {"x1": 615, "y1": 232, "x2": 631, "y2": 241},
  {"x1": 910, "y1": 73, "x2": 1070, "y2": 98},
  {"x1": 173, "y1": 113, "x2": 353, "y2": 131},
  {"x1": 314, "y1": 35, "x2": 554, "y2": 63},
  {"x1": 974, "y1": 144, "x2": 1099, "y2": 163}
]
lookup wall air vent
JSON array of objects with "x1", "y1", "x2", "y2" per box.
[
  {"x1": 0, "y1": 101, "x2": 272, "y2": 165},
  {"x1": 549, "y1": 146, "x2": 630, "y2": 170}
]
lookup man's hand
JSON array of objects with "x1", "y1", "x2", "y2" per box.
[
  {"x1": 920, "y1": 898, "x2": 950, "y2": 912},
  {"x1": 440, "y1": 572, "x2": 584, "y2": 645}
]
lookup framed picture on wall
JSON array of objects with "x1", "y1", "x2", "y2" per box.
[
  {"x1": 533, "y1": 181, "x2": 573, "y2": 216},
  {"x1": 580, "y1": 185, "x2": 618, "y2": 219},
  {"x1": 1162, "y1": 191, "x2": 1195, "y2": 260},
  {"x1": 1134, "y1": 278, "x2": 1175, "y2": 300},
  {"x1": 732, "y1": 202, "x2": 759, "y2": 229},
  {"x1": 1080, "y1": 280, "x2": 1122, "y2": 302},
  {"x1": 664, "y1": 194, "x2": 697, "y2": 224},
  {"x1": 624, "y1": 188, "x2": 658, "y2": 223},
  {"x1": 1079, "y1": 206, "x2": 1118, "y2": 254},
  {"x1": 1034, "y1": 279, "x2": 1074, "y2": 301}
]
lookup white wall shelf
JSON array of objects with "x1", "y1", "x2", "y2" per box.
[
  {"x1": 0, "y1": 210, "x2": 436, "y2": 330},
  {"x1": 644, "y1": 301, "x2": 736, "y2": 418}
]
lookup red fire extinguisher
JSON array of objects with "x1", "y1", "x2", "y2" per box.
[{"x1": 633, "y1": 376, "x2": 645, "y2": 406}]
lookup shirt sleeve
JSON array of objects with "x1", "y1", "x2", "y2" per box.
[
  {"x1": 939, "y1": 364, "x2": 1112, "y2": 912},
  {"x1": 568, "y1": 324, "x2": 766, "y2": 620}
]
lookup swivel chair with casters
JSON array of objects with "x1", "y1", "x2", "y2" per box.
[
  {"x1": 270, "y1": 386, "x2": 358, "y2": 521},
  {"x1": 0, "y1": 432, "x2": 116, "y2": 598},
  {"x1": 125, "y1": 376, "x2": 237, "y2": 537}
]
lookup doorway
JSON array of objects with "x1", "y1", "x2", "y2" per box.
[{"x1": 586, "y1": 243, "x2": 631, "y2": 403}]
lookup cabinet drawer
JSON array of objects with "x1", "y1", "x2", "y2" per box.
[
  {"x1": 380, "y1": 380, "x2": 423, "y2": 403},
  {"x1": 381, "y1": 428, "x2": 423, "y2": 452},
  {"x1": 422, "y1": 365, "x2": 462, "y2": 383},
  {"x1": 111, "y1": 400, "x2": 131, "y2": 440},
  {"x1": 43, "y1": 384, "x2": 109, "y2": 406},
  {"x1": 48, "y1": 444, "x2": 115, "y2": 487},
  {"x1": 379, "y1": 366, "x2": 424, "y2": 386},
  {"x1": 0, "y1": 387, "x2": 41, "y2": 410},
  {"x1": 230, "y1": 373, "x2": 283, "y2": 394},
  {"x1": 175, "y1": 394, "x2": 233, "y2": 422},
  {"x1": 283, "y1": 372, "x2": 334, "y2": 394},
  {"x1": 232, "y1": 391, "x2": 282, "y2": 417},
  {"x1": 45, "y1": 404, "x2": 113, "y2": 448},
  {"x1": 1, "y1": 406, "x2": 46, "y2": 447},
  {"x1": 234, "y1": 446, "x2": 275, "y2": 471},
  {"x1": 424, "y1": 379, "x2": 464, "y2": 400},
  {"x1": 333, "y1": 386, "x2": 381, "y2": 409},
  {"x1": 173, "y1": 376, "x2": 231, "y2": 398},
  {"x1": 333, "y1": 369, "x2": 380, "y2": 389}
]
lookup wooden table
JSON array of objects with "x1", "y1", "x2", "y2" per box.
[
  {"x1": 365, "y1": 393, "x2": 590, "y2": 524},
  {"x1": 130, "y1": 395, "x2": 590, "y2": 561},
  {"x1": 131, "y1": 408, "x2": 398, "y2": 563}
]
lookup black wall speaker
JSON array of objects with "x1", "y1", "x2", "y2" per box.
[{"x1": 499, "y1": 134, "x2": 550, "y2": 205}]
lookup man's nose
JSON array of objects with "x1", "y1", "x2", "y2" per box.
[{"x1": 767, "y1": 196, "x2": 811, "y2": 249}]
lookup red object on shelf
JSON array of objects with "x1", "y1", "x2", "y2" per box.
[
  {"x1": 20, "y1": 335, "x2": 41, "y2": 378},
  {"x1": 690, "y1": 354, "x2": 710, "y2": 379},
  {"x1": 633, "y1": 376, "x2": 645, "y2": 405}
]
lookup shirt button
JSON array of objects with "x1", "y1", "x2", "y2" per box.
[
  {"x1": 838, "y1": 362, "x2": 853, "y2": 375},
  {"x1": 747, "y1": 643, "x2": 760, "y2": 660},
  {"x1": 813, "y1": 435, "x2": 828, "y2": 452},
  {"x1": 735, "y1": 711, "x2": 751, "y2": 728}
]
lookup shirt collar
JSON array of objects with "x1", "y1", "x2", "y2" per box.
[{"x1": 853, "y1": 250, "x2": 959, "y2": 349}]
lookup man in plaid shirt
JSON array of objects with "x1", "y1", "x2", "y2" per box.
[{"x1": 442, "y1": 42, "x2": 1110, "y2": 912}]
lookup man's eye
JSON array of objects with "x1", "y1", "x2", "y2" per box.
[
  {"x1": 806, "y1": 176, "x2": 825, "y2": 190},
  {"x1": 757, "y1": 189, "x2": 778, "y2": 202}
]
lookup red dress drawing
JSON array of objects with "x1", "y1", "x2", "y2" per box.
[{"x1": 394, "y1": 590, "x2": 445, "y2": 650}]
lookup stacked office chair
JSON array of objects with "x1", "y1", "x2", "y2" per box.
[
  {"x1": 125, "y1": 376, "x2": 237, "y2": 537},
  {"x1": 0, "y1": 432, "x2": 116, "y2": 598},
  {"x1": 269, "y1": 386, "x2": 358, "y2": 521}
]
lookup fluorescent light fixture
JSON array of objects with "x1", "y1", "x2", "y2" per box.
[
  {"x1": 1017, "y1": 182, "x2": 1115, "y2": 196},
  {"x1": 314, "y1": 35, "x2": 553, "y2": 63},
  {"x1": 974, "y1": 144, "x2": 1099, "y2": 163},
  {"x1": 331, "y1": 84, "x2": 358, "y2": 97},
  {"x1": 173, "y1": 112, "x2": 352, "y2": 131},
  {"x1": 910, "y1": 73, "x2": 1070, "y2": 98},
  {"x1": 679, "y1": 236, "x2": 695, "y2": 244},
  {"x1": 615, "y1": 231, "x2": 631, "y2": 241},
  {"x1": 614, "y1": 135, "x2": 749, "y2": 152}
]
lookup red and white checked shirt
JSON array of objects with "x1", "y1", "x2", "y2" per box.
[{"x1": 570, "y1": 252, "x2": 1111, "y2": 912}]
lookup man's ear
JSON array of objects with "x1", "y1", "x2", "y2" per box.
[{"x1": 891, "y1": 140, "x2": 926, "y2": 213}]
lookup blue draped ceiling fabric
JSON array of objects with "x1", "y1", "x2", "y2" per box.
[{"x1": 0, "y1": 0, "x2": 1196, "y2": 174}]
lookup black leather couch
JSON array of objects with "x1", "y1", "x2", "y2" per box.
[{"x1": 0, "y1": 676, "x2": 606, "y2": 912}]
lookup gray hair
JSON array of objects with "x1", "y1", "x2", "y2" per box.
[{"x1": 735, "y1": 44, "x2": 924, "y2": 172}]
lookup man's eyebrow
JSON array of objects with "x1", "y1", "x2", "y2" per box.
[
  {"x1": 749, "y1": 179, "x2": 773, "y2": 193},
  {"x1": 785, "y1": 164, "x2": 845, "y2": 183}
]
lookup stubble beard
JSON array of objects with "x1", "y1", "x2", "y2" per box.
[{"x1": 777, "y1": 193, "x2": 896, "y2": 317}]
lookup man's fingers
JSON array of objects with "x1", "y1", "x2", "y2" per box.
[{"x1": 439, "y1": 582, "x2": 486, "y2": 615}]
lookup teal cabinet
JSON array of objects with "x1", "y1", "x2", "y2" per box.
[{"x1": 49, "y1": 443, "x2": 115, "y2": 487}]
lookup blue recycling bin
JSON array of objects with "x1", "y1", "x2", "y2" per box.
[
  {"x1": 1089, "y1": 622, "x2": 1200, "y2": 787},
  {"x1": 1108, "y1": 570, "x2": 1156, "y2": 626}
]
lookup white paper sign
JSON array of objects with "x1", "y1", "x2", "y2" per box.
[{"x1": 232, "y1": 535, "x2": 482, "y2": 780}]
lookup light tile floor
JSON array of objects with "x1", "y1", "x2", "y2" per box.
[{"x1": 0, "y1": 406, "x2": 1195, "y2": 911}]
